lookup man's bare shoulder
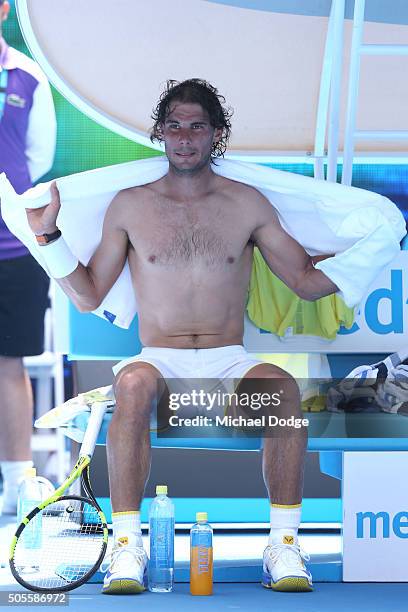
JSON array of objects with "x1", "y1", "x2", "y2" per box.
[
  {"x1": 218, "y1": 174, "x2": 267, "y2": 200},
  {"x1": 107, "y1": 182, "x2": 159, "y2": 214},
  {"x1": 103, "y1": 184, "x2": 159, "y2": 233},
  {"x1": 217, "y1": 175, "x2": 277, "y2": 217},
  {"x1": 113, "y1": 182, "x2": 158, "y2": 202}
]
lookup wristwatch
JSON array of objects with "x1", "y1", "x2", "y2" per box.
[{"x1": 35, "y1": 229, "x2": 62, "y2": 246}]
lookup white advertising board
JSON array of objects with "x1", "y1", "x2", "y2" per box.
[{"x1": 343, "y1": 451, "x2": 408, "y2": 581}]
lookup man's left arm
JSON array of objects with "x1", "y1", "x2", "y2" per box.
[
  {"x1": 25, "y1": 76, "x2": 57, "y2": 183},
  {"x1": 251, "y1": 196, "x2": 339, "y2": 301}
]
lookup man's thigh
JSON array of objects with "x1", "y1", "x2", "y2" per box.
[{"x1": 113, "y1": 362, "x2": 170, "y2": 420}]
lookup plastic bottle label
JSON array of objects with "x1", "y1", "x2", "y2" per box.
[
  {"x1": 190, "y1": 530, "x2": 213, "y2": 594},
  {"x1": 20, "y1": 500, "x2": 42, "y2": 549},
  {"x1": 150, "y1": 517, "x2": 174, "y2": 568},
  {"x1": 191, "y1": 532, "x2": 212, "y2": 548}
]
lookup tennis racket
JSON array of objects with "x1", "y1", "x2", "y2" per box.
[{"x1": 10, "y1": 401, "x2": 110, "y2": 593}]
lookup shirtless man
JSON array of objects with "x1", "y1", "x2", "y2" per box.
[{"x1": 26, "y1": 79, "x2": 338, "y2": 595}]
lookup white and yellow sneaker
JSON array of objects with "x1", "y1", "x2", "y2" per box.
[
  {"x1": 102, "y1": 540, "x2": 148, "y2": 594},
  {"x1": 262, "y1": 534, "x2": 313, "y2": 592}
]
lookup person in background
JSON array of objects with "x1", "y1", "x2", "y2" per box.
[{"x1": 0, "y1": 0, "x2": 56, "y2": 514}]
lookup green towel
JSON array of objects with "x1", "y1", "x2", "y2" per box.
[{"x1": 247, "y1": 248, "x2": 355, "y2": 340}]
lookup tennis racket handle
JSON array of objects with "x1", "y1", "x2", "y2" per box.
[{"x1": 79, "y1": 402, "x2": 109, "y2": 458}]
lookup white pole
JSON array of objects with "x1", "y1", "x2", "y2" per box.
[
  {"x1": 314, "y1": 0, "x2": 336, "y2": 180},
  {"x1": 327, "y1": 0, "x2": 346, "y2": 183},
  {"x1": 342, "y1": 0, "x2": 366, "y2": 185}
]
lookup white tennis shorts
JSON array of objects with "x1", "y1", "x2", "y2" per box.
[
  {"x1": 112, "y1": 345, "x2": 264, "y2": 422},
  {"x1": 112, "y1": 344, "x2": 263, "y2": 380}
]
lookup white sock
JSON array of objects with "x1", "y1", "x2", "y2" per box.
[
  {"x1": 0, "y1": 460, "x2": 34, "y2": 514},
  {"x1": 268, "y1": 503, "x2": 302, "y2": 546},
  {"x1": 112, "y1": 511, "x2": 143, "y2": 548}
]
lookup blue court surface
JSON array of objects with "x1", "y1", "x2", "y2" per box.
[{"x1": 1, "y1": 514, "x2": 408, "y2": 612}]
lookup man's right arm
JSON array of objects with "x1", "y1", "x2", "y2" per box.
[{"x1": 26, "y1": 183, "x2": 130, "y2": 312}]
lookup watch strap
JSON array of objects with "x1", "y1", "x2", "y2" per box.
[{"x1": 35, "y1": 229, "x2": 62, "y2": 246}]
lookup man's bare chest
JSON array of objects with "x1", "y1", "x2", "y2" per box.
[{"x1": 127, "y1": 201, "x2": 252, "y2": 267}]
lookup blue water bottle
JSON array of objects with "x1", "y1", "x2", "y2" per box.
[
  {"x1": 148, "y1": 484, "x2": 175, "y2": 592},
  {"x1": 17, "y1": 468, "x2": 50, "y2": 549}
]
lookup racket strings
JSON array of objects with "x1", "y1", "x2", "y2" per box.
[{"x1": 12, "y1": 498, "x2": 106, "y2": 591}]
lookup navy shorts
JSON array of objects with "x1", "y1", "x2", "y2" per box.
[{"x1": 0, "y1": 254, "x2": 50, "y2": 357}]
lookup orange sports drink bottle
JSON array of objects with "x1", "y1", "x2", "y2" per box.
[{"x1": 190, "y1": 512, "x2": 213, "y2": 595}]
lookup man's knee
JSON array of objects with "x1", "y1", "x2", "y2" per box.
[
  {"x1": 278, "y1": 372, "x2": 301, "y2": 405},
  {"x1": 245, "y1": 364, "x2": 300, "y2": 398},
  {"x1": 274, "y1": 373, "x2": 301, "y2": 416},
  {"x1": 114, "y1": 365, "x2": 159, "y2": 411},
  {"x1": 242, "y1": 364, "x2": 301, "y2": 416}
]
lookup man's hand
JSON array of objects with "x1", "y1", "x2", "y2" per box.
[
  {"x1": 25, "y1": 181, "x2": 60, "y2": 235},
  {"x1": 311, "y1": 254, "x2": 335, "y2": 266}
]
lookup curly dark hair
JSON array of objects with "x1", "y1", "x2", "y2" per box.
[{"x1": 150, "y1": 79, "x2": 233, "y2": 159}]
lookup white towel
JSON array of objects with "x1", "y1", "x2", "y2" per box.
[
  {"x1": 34, "y1": 385, "x2": 115, "y2": 429},
  {"x1": 1, "y1": 157, "x2": 405, "y2": 328}
]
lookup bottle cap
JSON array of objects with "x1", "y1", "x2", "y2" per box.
[
  {"x1": 156, "y1": 485, "x2": 168, "y2": 495},
  {"x1": 196, "y1": 512, "x2": 207, "y2": 522},
  {"x1": 25, "y1": 467, "x2": 36, "y2": 479}
]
